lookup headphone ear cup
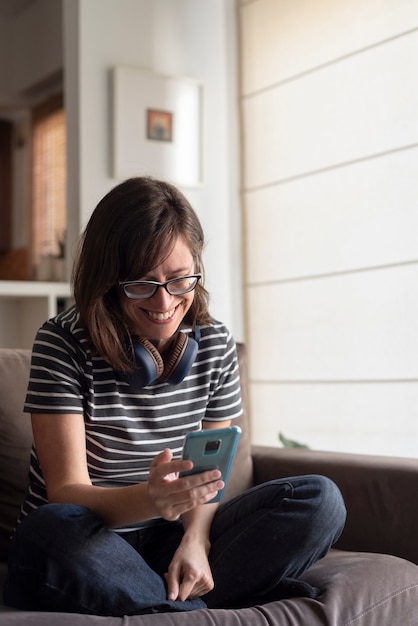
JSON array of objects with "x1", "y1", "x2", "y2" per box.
[
  {"x1": 126, "y1": 328, "x2": 200, "y2": 387},
  {"x1": 132, "y1": 338, "x2": 164, "y2": 386},
  {"x1": 162, "y1": 332, "x2": 199, "y2": 385}
]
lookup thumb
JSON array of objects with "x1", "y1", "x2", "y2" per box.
[{"x1": 152, "y1": 447, "x2": 173, "y2": 468}]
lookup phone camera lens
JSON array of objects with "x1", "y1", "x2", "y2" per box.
[{"x1": 204, "y1": 440, "x2": 221, "y2": 454}]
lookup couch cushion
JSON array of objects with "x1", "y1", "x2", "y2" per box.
[
  {"x1": 297, "y1": 550, "x2": 418, "y2": 625},
  {"x1": 0, "y1": 349, "x2": 32, "y2": 561},
  {"x1": 1, "y1": 551, "x2": 417, "y2": 623},
  {"x1": 223, "y1": 343, "x2": 253, "y2": 501}
]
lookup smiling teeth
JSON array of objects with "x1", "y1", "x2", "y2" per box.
[{"x1": 148, "y1": 309, "x2": 175, "y2": 321}]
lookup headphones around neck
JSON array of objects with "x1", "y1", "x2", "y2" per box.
[{"x1": 129, "y1": 327, "x2": 201, "y2": 387}]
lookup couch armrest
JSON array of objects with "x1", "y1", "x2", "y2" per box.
[{"x1": 251, "y1": 445, "x2": 418, "y2": 565}]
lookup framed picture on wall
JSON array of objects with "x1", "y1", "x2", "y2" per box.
[
  {"x1": 146, "y1": 109, "x2": 173, "y2": 142},
  {"x1": 113, "y1": 66, "x2": 203, "y2": 187}
]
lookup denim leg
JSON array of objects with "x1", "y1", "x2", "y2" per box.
[
  {"x1": 3, "y1": 503, "x2": 205, "y2": 616},
  {"x1": 204, "y1": 474, "x2": 346, "y2": 608}
]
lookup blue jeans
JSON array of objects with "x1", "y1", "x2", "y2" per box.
[{"x1": 4, "y1": 475, "x2": 346, "y2": 616}]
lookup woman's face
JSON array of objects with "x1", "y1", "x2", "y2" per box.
[{"x1": 119, "y1": 236, "x2": 196, "y2": 349}]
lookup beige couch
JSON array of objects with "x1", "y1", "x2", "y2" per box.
[{"x1": 1, "y1": 346, "x2": 417, "y2": 625}]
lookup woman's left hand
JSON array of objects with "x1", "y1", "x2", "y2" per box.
[
  {"x1": 165, "y1": 535, "x2": 214, "y2": 601},
  {"x1": 164, "y1": 421, "x2": 231, "y2": 601}
]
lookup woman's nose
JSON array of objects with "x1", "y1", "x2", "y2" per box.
[{"x1": 150, "y1": 285, "x2": 175, "y2": 308}]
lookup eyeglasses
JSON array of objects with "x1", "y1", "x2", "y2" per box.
[{"x1": 119, "y1": 274, "x2": 202, "y2": 300}]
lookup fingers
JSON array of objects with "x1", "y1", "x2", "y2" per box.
[
  {"x1": 165, "y1": 571, "x2": 180, "y2": 602},
  {"x1": 148, "y1": 449, "x2": 224, "y2": 521},
  {"x1": 150, "y1": 448, "x2": 192, "y2": 478},
  {"x1": 165, "y1": 566, "x2": 214, "y2": 602},
  {"x1": 178, "y1": 574, "x2": 214, "y2": 601},
  {"x1": 179, "y1": 469, "x2": 223, "y2": 493},
  {"x1": 166, "y1": 476, "x2": 225, "y2": 520},
  {"x1": 151, "y1": 447, "x2": 173, "y2": 467},
  {"x1": 151, "y1": 450, "x2": 223, "y2": 495},
  {"x1": 150, "y1": 474, "x2": 224, "y2": 521}
]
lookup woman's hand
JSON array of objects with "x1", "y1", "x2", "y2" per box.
[
  {"x1": 165, "y1": 534, "x2": 214, "y2": 601},
  {"x1": 147, "y1": 448, "x2": 224, "y2": 521}
]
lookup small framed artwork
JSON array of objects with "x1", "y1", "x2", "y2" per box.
[
  {"x1": 113, "y1": 66, "x2": 203, "y2": 187},
  {"x1": 146, "y1": 109, "x2": 173, "y2": 142}
]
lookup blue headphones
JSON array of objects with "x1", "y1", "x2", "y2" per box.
[{"x1": 129, "y1": 327, "x2": 201, "y2": 387}]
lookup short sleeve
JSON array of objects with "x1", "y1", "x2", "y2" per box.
[{"x1": 24, "y1": 318, "x2": 87, "y2": 414}]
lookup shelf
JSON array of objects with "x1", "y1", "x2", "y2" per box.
[{"x1": 0, "y1": 280, "x2": 73, "y2": 349}]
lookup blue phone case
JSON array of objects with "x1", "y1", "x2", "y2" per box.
[{"x1": 180, "y1": 426, "x2": 241, "y2": 502}]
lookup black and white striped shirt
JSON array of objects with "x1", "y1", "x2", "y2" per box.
[{"x1": 21, "y1": 306, "x2": 243, "y2": 526}]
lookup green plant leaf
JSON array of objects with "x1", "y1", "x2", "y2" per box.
[{"x1": 279, "y1": 432, "x2": 309, "y2": 449}]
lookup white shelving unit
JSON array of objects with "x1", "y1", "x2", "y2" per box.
[{"x1": 0, "y1": 281, "x2": 72, "y2": 349}]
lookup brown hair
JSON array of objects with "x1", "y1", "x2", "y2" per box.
[{"x1": 72, "y1": 177, "x2": 211, "y2": 370}]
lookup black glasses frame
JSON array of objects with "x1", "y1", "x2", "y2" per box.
[{"x1": 119, "y1": 273, "x2": 202, "y2": 300}]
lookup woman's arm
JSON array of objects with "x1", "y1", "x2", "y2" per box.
[
  {"x1": 31, "y1": 413, "x2": 224, "y2": 529},
  {"x1": 165, "y1": 419, "x2": 232, "y2": 601}
]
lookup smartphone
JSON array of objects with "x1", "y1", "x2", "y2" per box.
[{"x1": 180, "y1": 426, "x2": 241, "y2": 502}]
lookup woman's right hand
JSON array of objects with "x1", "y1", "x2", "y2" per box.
[
  {"x1": 31, "y1": 413, "x2": 223, "y2": 528},
  {"x1": 147, "y1": 448, "x2": 224, "y2": 521}
]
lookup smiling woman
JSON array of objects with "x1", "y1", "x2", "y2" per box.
[
  {"x1": 4, "y1": 176, "x2": 346, "y2": 617},
  {"x1": 118, "y1": 237, "x2": 197, "y2": 352},
  {"x1": 72, "y1": 177, "x2": 212, "y2": 372}
]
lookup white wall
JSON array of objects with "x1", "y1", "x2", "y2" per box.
[
  {"x1": 239, "y1": 0, "x2": 418, "y2": 457},
  {"x1": 63, "y1": 0, "x2": 243, "y2": 340}
]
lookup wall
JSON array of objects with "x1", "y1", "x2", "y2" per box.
[
  {"x1": 239, "y1": 0, "x2": 418, "y2": 457},
  {"x1": 0, "y1": 0, "x2": 63, "y2": 251},
  {"x1": 0, "y1": 0, "x2": 62, "y2": 103},
  {"x1": 11, "y1": 0, "x2": 62, "y2": 96},
  {"x1": 63, "y1": 0, "x2": 243, "y2": 339}
]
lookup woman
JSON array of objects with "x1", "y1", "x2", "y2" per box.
[{"x1": 4, "y1": 177, "x2": 346, "y2": 616}]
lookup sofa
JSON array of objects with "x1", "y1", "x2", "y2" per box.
[{"x1": 0, "y1": 345, "x2": 417, "y2": 625}]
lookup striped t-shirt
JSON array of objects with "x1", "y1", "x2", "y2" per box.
[{"x1": 21, "y1": 306, "x2": 243, "y2": 527}]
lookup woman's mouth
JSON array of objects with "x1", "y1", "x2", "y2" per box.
[{"x1": 146, "y1": 307, "x2": 176, "y2": 321}]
